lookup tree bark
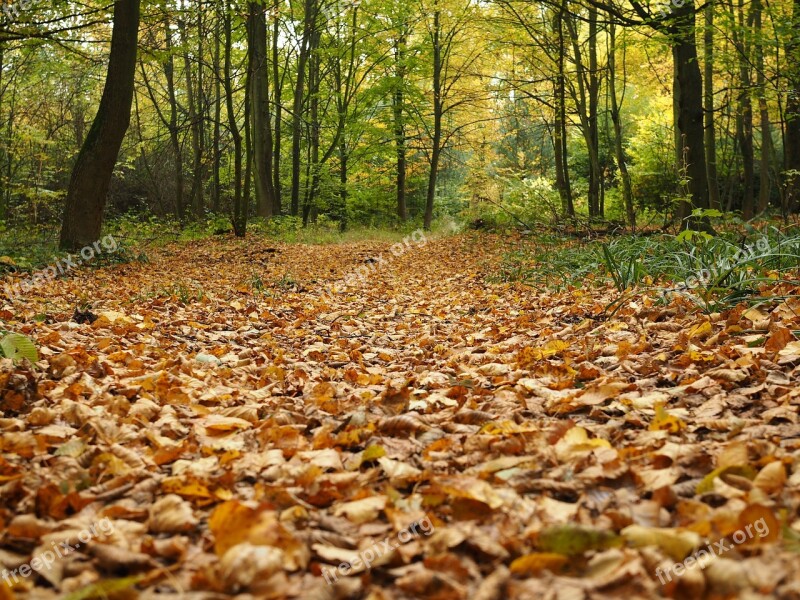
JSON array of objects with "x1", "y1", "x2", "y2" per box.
[
  {"x1": 247, "y1": 1, "x2": 277, "y2": 218},
  {"x1": 672, "y1": 1, "x2": 711, "y2": 223},
  {"x1": 60, "y1": 0, "x2": 141, "y2": 250}
]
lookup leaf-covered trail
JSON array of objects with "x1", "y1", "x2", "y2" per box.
[{"x1": 3, "y1": 233, "x2": 800, "y2": 599}]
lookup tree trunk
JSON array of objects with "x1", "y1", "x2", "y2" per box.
[
  {"x1": 704, "y1": 3, "x2": 721, "y2": 210},
  {"x1": 60, "y1": 0, "x2": 141, "y2": 250},
  {"x1": 754, "y1": 0, "x2": 773, "y2": 213},
  {"x1": 609, "y1": 25, "x2": 635, "y2": 230},
  {"x1": 785, "y1": 0, "x2": 800, "y2": 212},
  {"x1": 424, "y1": 9, "x2": 443, "y2": 231},
  {"x1": 393, "y1": 24, "x2": 408, "y2": 222},
  {"x1": 179, "y1": 16, "x2": 203, "y2": 218},
  {"x1": 163, "y1": 16, "x2": 185, "y2": 221},
  {"x1": 245, "y1": 64, "x2": 253, "y2": 218},
  {"x1": 247, "y1": 1, "x2": 277, "y2": 218},
  {"x1": 672, "y1": 1, "x2": 711, "y2": 224},
  {"x1": 553, "y1": 3, "x2": 573, "y2": 217},
  {"x1": 0, "y1": 43, "x2": 6, "y2": 222},
  {"x1": 733, "y1": 0, "x2": 754, "y2": 218},
  {"x1": 290, "y1": 0, "x2": 315, "y2": 216},
  {"x1": 212, "y1": 8, "x2": 222, "y2": 213},
  {"x1": 223, "y1": 0, "x2": 245, "y2": 236},
  {"x1": 272, "y1": 0, "x2": 283, "y2": 214},
  {"x1": 339, "y1": 139, "x2": 348, "y2": 231},
  {"x1": 302, "y1": 29, "x2": 321, "y2": 225},
  {"x1": 565, "y1": 13, "x2": 601, "y2": 218},
  {"x1": 587, "y1": 7, "x2": 601, "y2": 218}
]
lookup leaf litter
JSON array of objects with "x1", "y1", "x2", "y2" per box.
[{"x1": 0, "y1": 233, "x2": 799, "y2": 599}]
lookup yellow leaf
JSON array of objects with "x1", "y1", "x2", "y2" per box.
[
  {"x1": 687, "y1": 321, "x2": 713, "y2": 341},
  {"x1": 649, "y1": 403, "x2": 686, "y2": 433},
  {"x1": 510, "y1": 553, "x2": 568, "y2": 576},
  {"x1": 554, "y1": 426, "x2": 612, "y2": 462},
  {"x1": 622, "y1": 525, "x2": 701, "y2": 560}
]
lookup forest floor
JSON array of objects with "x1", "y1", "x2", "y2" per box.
[{"x1": 2, "y1": 232, "x2": 800, "y2": 599}]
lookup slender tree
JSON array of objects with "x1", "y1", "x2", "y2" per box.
[{"x1": 608, "y1": 23, "x2": 635, "y2": 229}]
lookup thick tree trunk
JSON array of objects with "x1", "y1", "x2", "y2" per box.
[
  {"x1": 248, "y1": 1, "x2": 277, "y2": 218},
  {"x1": 672, "y1": 2, "x2": 710, "y2": 224},
  {"x1": 60, "y1": 0, "x2": 140, "y2": 250}
]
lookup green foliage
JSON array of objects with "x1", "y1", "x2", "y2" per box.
[{"x1": 462, "y1": 176, "x2": 561, "y2": 231}]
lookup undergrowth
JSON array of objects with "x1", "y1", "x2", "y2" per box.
[{"x1": 496, "y1": 220, "x2": 800, "y2": 313}]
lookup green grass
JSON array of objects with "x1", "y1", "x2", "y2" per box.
[
  {"x1": 497, "y1": 224, "x2": 800, "y2": 313},
  {"x1": 108, "y1": 213, "x2": 458, "y2": 247}
]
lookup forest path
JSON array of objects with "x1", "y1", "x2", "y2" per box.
[{"x1": 3, "y1": 233, "x2": 800, "y2": 598}]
